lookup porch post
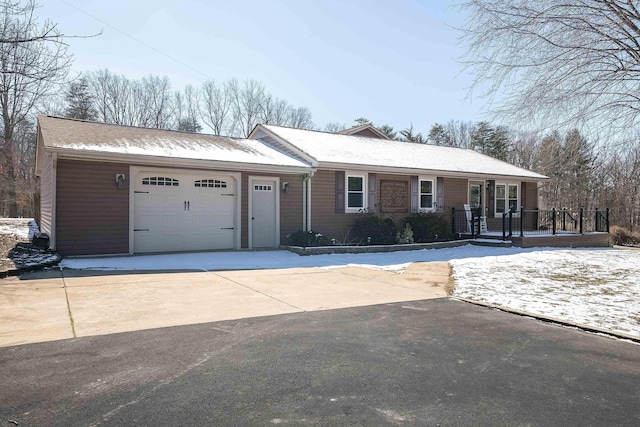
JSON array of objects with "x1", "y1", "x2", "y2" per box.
[
  {"x1": 520, "y1": 206, "x2": 524, "y2": 237},
  {"x1": 606, "y1": 208, "x2": 610, "y2": 232},
  {"x1": 552, "y1": 208, "x2": 556, "y2": 235},
  {"x1": 579, "y1": 208, "x2": 584, "y2": 234},
  {"x1": 502, "y1": 212, "x2": 507, "y2": 240},
  {"x1": 595, "y1": 207, "x2": 599, "y2": 232},
  {"x1": 451, "y1": 207, "x2": 456, "y2": 236},
  {"x1": 508, "y1": 208, "x2": 513, "y2": 237}
]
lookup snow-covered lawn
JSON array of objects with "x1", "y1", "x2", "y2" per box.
[{"x1": 451, "y1": 249, "x2": 640, "y2": 338}]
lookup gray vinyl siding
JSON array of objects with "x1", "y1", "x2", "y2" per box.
[
  {"x1": 38, "y1": 150, "x2": 54, "y2": 241},
  {"x1": 442, "y1": 177, "x2": 469, "y2": 211},
  {"x1": 56, "y1": 159, "x2": 129, "y2": 256}
]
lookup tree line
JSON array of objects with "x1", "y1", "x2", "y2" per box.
[{"x1": 62, "y1": 71, "x2": 315, "y2": 137}]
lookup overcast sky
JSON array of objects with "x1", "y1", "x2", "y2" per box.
[{"x1": 41, "y1": 0, "x2": 484, "y2": 133}]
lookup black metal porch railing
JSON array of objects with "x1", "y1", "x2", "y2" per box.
[
  {"x1": 501, "y1": 207, "x2": 610, "y2": 239},
  {"x1": 451, "y1": 206, "x2": 484, "y2": 238},
  {"x1": 451, "y1": 206, "x2": 610, "y2": 240}
]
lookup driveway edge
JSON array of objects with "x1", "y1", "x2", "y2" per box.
[{"x1": 451, "y1": 296, "x2": 640, "y2": 344}]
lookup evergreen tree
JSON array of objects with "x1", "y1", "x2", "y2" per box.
[{"x1": 65, "y1": 76, "x2": 95, "y2": 120}]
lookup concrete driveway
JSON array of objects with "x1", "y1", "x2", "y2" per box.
[{"x1": 0, "y1": 262, "x2": 450, "y2": 347}]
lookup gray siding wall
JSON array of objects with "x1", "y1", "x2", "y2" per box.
[
  {"x1": 56, "y1": 159, "x2": 129, "y2": 256},
  {"x1": 442, "y1": 177, "x2": 469, "y2": 211},
  {"x1": 524, "y1": 182, "x2": 538, "y2": 209},
  {"x1": 39, "y1": 151, "x2": 54, "y2": 240}
]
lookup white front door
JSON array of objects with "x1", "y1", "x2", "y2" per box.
[
  {"x1": 250, "y1": 177, "x2": 279, "y2": 248},
  {"x1": 132, "y1": 168, "x2": 238, "y2": 253}
]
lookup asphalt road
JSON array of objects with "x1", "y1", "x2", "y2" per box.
[{"x1": 1, "y1": 298, "x2": 639, "y2": 426}]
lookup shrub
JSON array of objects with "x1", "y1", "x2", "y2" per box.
[
  {"x1": 286, "y1": 230, "x2": 333, "y2": 247},
  {"x1": 350, "y1": 214, "x2": 397, "y2": 245},
  {"x1": 405, "y1": 213, "x2": 452, "y2": 243},
  {"x1": 396, "y1": 223, "x2": 415, "y2": 244},
  {"x1": 610, "y1": 225, "x2": 640, "y2": 247}
]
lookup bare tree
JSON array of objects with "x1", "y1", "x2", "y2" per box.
[
  {"x1": 230, "y1": 79, "x2": 266, "y2": 137},
  {"x1": 175, "y1": 84, "x2": 201, "y2": 132},
  {"x1": 0, "y1": 0, "x2": 72, "y2": 216},
  {"x1": 461, "y1": 0, "x2": 640, "y2": 135},
  {"x1": 324, "y1": 122, "x2": 348, "y2": 133},
  {"x1": 200, "y1": 79, "x2": 233, "y2": 135},
  {"x1": 287, "y1": 106, "x2": 314, "y2": 130}
]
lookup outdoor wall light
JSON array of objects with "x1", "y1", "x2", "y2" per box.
[
  {"x1": 282, "y1": 181, "x2": 290, "y2": 194},
  {"x1": 116, "y1": 174, "x2": 126, "y2": 189}
]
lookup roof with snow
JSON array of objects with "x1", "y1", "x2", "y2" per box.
[
  {"x1": 37, "y1": 116, "x2": 310, "y2": 170},
  {"x1": 254, "y1": 125, "x2": 548, "y2": 180}
]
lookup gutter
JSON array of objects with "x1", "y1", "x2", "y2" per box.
[{"x1": 49, "y1": 148, "x2": 313, "y2": 175}]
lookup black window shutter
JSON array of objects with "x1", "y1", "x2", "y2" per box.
[{"x1": 335, "y1": 171, "x2": 345, "y2": 213}]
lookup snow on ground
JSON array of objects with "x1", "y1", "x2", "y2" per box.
[
  {"x1": 451, "y1": 249, "x2": 640, "y2": 338},
  {"x1": 0, "y1": 218, "x2": 32, "y2": 240},
  {"x1": 60, "y1": 245, "x2": 545, "y2": 271}
]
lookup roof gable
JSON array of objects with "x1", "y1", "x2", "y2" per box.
[{"x1": 337, "y1": 124, "x2": 390, "y2": 139}]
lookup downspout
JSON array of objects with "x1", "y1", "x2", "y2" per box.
[{"x1": 302, "y1": 170, "x2": 315, "y2": 231}]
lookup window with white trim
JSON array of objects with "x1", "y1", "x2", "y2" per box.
[
  {"x1": 346, "y1": 174, "x2": 366, "y2": 212},
  {"x1": 495, "y1": 183, "x2": 519, "y2": 216},
  {"x1": 419, "y1": 178, "x2": 435, "y2": 211}
]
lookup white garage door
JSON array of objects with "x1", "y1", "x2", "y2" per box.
[{"x1": 133, "y1": 169, "x2": 237, "y2": 253}]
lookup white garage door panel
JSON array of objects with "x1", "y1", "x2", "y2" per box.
[{"x1": 133, "y1": 170, "x2": 237, "y2": 253}]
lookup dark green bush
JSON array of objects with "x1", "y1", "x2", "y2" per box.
[
  {"x1": 405, "y1": 213, "x2": 452, "y2": 243},
  {"x1": 286, "y1": 230, "x2": 333, "y2": 247},
  {"x1": 350, "y1": 214, "x2": 397, "y2": 245}
]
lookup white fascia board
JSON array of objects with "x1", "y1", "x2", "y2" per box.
[
  {"x1": 249, "y1": 125, "x2": 319, "y2": 167},
  {"x1": 51, "y1": 149, "x2": 313, "y2": 175},
  {"x1": 317, "y1": 162, "x2": 548, "y2": 182}
]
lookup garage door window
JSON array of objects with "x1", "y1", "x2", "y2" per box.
[
  {"x1": 195, "y1": 179, "x2": 227, "y2": 188},
  {"x1": 254, "y1": 184, "x2": 272, "y2": 191},
  {"x1": 142, "y1": 177, "x2": 179, "y2": 186}
]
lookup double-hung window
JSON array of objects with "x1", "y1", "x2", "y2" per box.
[
  {"x1": 346, "y1": 174, "x2": 366, "y2": 212},
  {"x1": 495, "y1": 183, "x2": 518, "y2": 215},
  {"x1": 419, "y1": 178, "x2": 435, "y2": 211}
]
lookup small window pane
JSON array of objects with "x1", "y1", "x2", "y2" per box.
[
  {"x1": 508, "y1": 185, "x2": 518, "y2": 198},
  {"x1": 496, "y1": 185, "x2": 506, "y2": 198},
  {"x1": 348, "y1": 176, "x2": 363, "y2": 192},
  {"x1": 420, "y1": 180, "x2": 432, "y2": 194},
  {"x1": 509, "y1": 200, "x2": 518, "y2": 211},
  {"x1": 497, "y1": 200, "x2": 506, "y2": 213},
  {"x1": 421, "y1": 195, "x2": 433, "y2": 208},
  {"x1": 348, "y1": 193, "x2": 363, "y2": 208}
]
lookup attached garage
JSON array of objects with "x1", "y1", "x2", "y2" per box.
[
  {"x1": 35, "y1": 116, "x2": 312, "y2": 256},
  {"x1": 131, "y1": 168, "x2": 240, "y2": 253}
]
